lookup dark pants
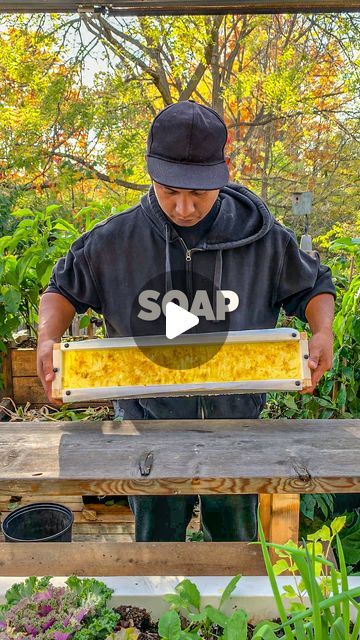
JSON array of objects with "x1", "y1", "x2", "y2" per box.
[
  {"x1": 128, "y1": 494, "x2": 258, "y2": 542},
  {"x1": 115, "y1": 394, "x2": 263, "y2": 542}
]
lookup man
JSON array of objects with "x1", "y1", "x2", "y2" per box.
[{"x1": 37, "y1": 100, "x2": 335, "y2": 542}]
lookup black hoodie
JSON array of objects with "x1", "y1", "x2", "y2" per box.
[{"x1": 47, "y1": 183, "x2": 335, "y2": 420}]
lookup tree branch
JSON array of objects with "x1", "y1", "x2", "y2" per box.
[{"x1": 50, "y1": 151, "x2": 149, "y2": 192}]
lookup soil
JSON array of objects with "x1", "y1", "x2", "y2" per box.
[
  {"x1": 9, "y1": 337, "x2": 37, "y2": 348},
  {"x1": 111, "y1": 606, "x2": 288, "y2": 639},
  {"x1": 113, "y1": 605, "x2": 159, "y2": 640}
]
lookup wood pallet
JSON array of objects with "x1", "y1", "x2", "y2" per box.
[{"x1": 0, "y1": 418, "x2": 358, "y2": 577}]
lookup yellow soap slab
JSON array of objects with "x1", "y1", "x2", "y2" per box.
[
  {"x1": 62, "y1": 341, "x2": 301, "y2": 389},
  {"x1": 52, "y1": 329, "x2": 311, "y2": 403}
]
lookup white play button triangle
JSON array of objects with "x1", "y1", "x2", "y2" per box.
[{"x1": 165, "y1": 301, "x2": 199, "y2": 340}]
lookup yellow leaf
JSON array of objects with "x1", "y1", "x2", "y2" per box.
[{"x1": 330, "y1": 516, "x2": 347, "y2": 536}]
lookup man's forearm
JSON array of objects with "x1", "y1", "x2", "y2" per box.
[
  {"x1": 38, "y1": 292, "x2": 76, "y2": 342},
  {"x1": 37, "y1": 293, "x2": 77, "y2": 402},
  {"x1": 302, "y1": 293, "x2": 335, "y2": 392},
  {"x1": 305, "y1": 293, "x2": 335, "y2": 335}
]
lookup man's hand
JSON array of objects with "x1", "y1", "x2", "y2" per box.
[
  {"x1": 301, "y1": 328, "x2": 334, "y2": 395},
  {"x1": 37, "y1": 338, "x2": 62, "y2": 406},
  {"x1": 37, "y1": 292, "x2": 76, "y2": 406}
]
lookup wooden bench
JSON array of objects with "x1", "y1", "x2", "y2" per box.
[{"x1": 0, "y1": 418, "x2": 359, "y2": 576}]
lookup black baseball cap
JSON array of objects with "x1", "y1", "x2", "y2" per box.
[{"x1": 146, "y1": 100, "x2": 229, "y2": 190}]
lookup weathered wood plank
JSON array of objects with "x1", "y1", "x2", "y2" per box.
[
  {"x1": 0, "y1": 1, "x2": 359, "y2": 14},
  {"x1": 0, "y1": 494, "x2": 84, "y2": 506},
  {"x1": 0, "y1": 420, "x2": 358, "y2": 495},
  {"x1": 0, "y1": 532, "x2": 135, "y2": 543},
  {"x1": 73, "y1": 534, "x2": 134, "y2": 542},
  {"x1": 1, "y1": 505, "x2": 201, "y2": 530},
  {"x1": 0, "y1": 542, "x2": 266, "y2": 576},
  {"x1": 72, "y1": 522, "x2": 135, "y2": 534}
]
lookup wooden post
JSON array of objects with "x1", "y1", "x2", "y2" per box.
[
  {"x1": 268, "y1": 494, "x2": 300, "y2": 562},
  {"x1": 259, "y1": 493, "x2": 272, "y2": 540}
]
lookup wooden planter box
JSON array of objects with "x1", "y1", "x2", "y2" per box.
[
  {"x1": 1, "y1": 346, "x2": 108, "y2": 408},
  {"x1": 2, "y1": 347, "x2": 46, "y2": 406},
  {"x1": 0, "y1": 575, "x2": 358, "y2": 624}
]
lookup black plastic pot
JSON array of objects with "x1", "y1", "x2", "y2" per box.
[{"x1": 1, "y1": 503, "x2": 74, "y2": 543}]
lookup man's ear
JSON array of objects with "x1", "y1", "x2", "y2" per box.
[{"x1": 225, "y1": 155, "x2": 231, "y2": 167}]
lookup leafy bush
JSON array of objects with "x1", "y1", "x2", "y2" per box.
[
  {"x1": 0, "y1": 205, "x2": 79, "y2": 352},
  {"x1": 0, "y1": 203, "x2": 112, "y2": 388},
  {"x1": 263, "y1": 236, "x2": 360, "y2": 420},
  {"x1": 158, "y1": 516, "x2": 360, "y2": 639},
  {"x1": 254, "y1": 514, "x2": 360, "y2": 639}
]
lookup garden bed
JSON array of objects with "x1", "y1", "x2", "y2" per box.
[
  {"x1": 0, "y1": 576, "x2": 320, "y2": 624},
  {"x1": 0, "y1": 576, "x2": 304, "y2": 622}
]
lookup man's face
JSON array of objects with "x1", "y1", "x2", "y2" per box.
[{"x1": 153, "y1": 181, "x2": 220, "y2": 227}]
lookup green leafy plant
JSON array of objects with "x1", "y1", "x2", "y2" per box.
[
  {"x1": 0, "y1": 205, "x2": 78, "y2": 351},
  {"x1": 253, "y1": 513, "x2": 360, "y2": 639},
  {"x1": 272, "y1": 517, "x2": 347, "y2": 607},
  {"x1": 338, "y1": 512, "x2": 360, "y2": 575},
  {"x1": 300, "y1": 493, "x2": 334, "y2": 523},
  {"x1": 299, "y1": 499, "x2": 360, "y2": 575},
  {"x1": 0, "y1": 203, "x2": 111, "y2": 388},
  {"x1": 158, "y1": 575, "x2": 247, "y2": 640},
  {"x1": 262, "y1": 235, "x2": 360, "y2": 420}
]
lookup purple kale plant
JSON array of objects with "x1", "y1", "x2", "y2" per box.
[
  {"x1": 0, "y1": 584, "x2": 93, "y2": 639},
  {"x1": 0, "y1": 577, "x2": 118, "y2": 640}
]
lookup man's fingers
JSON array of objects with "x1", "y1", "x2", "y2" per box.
[
  {"x1": 311, "y1": 369, "x2": 324, "y2": 389},
  {"x1": 308, "y1": 351, "x2": 320, "y2": 369},
  {"x1": 36, "y1": 340, "x2": 62, "y2": 407},
  {"x1": 300, "y1": 363, "x2": 327, "y2": 395},
  {"x1": 301, "y1": 331, "x2": 334, "y2": 394},
  {"x1": 44, "y1": 376, "x2": 62, "y2": 406},
  {"x1": 300, "y1": 385, "x2": 314, "y2": 395},
  {"x1": 43, "y1": 358, "x2": 55, "y2": 380},
  {"x1": 48, "y1": 396, "x2": 63, "y2": 407}
]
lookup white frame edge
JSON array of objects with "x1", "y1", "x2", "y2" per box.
[
  {"x1": 59, "y1": 328, "x2": 300, "y2": 351},
  {"x1": 61, "y1": 379, "x2": 302, "y2": 403}
]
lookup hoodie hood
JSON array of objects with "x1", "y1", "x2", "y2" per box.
[
  {"x1": 140, "y1": 182, "x2": 275, "y2": 250},
  {"x1": 140, "y1": 182, "x2": 276, "y2": 304}
]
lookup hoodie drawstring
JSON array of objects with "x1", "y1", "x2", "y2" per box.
[
  {"x1": 165, "y1": 224, "x2": 173, "y2": 294},
  {"x1": 212, "y1": 249, "x2": 223, "y2": 316},
  {"x1": 166, "y1": 227, "x2": 223, "y2": 320}
]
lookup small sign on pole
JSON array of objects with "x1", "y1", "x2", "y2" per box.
[
  {"x1": 291, "y1": 191, "x2": 316, "y2": 254},
  {"x1": 291, "y1": 191, "x2": 313, "y2": 216}
]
